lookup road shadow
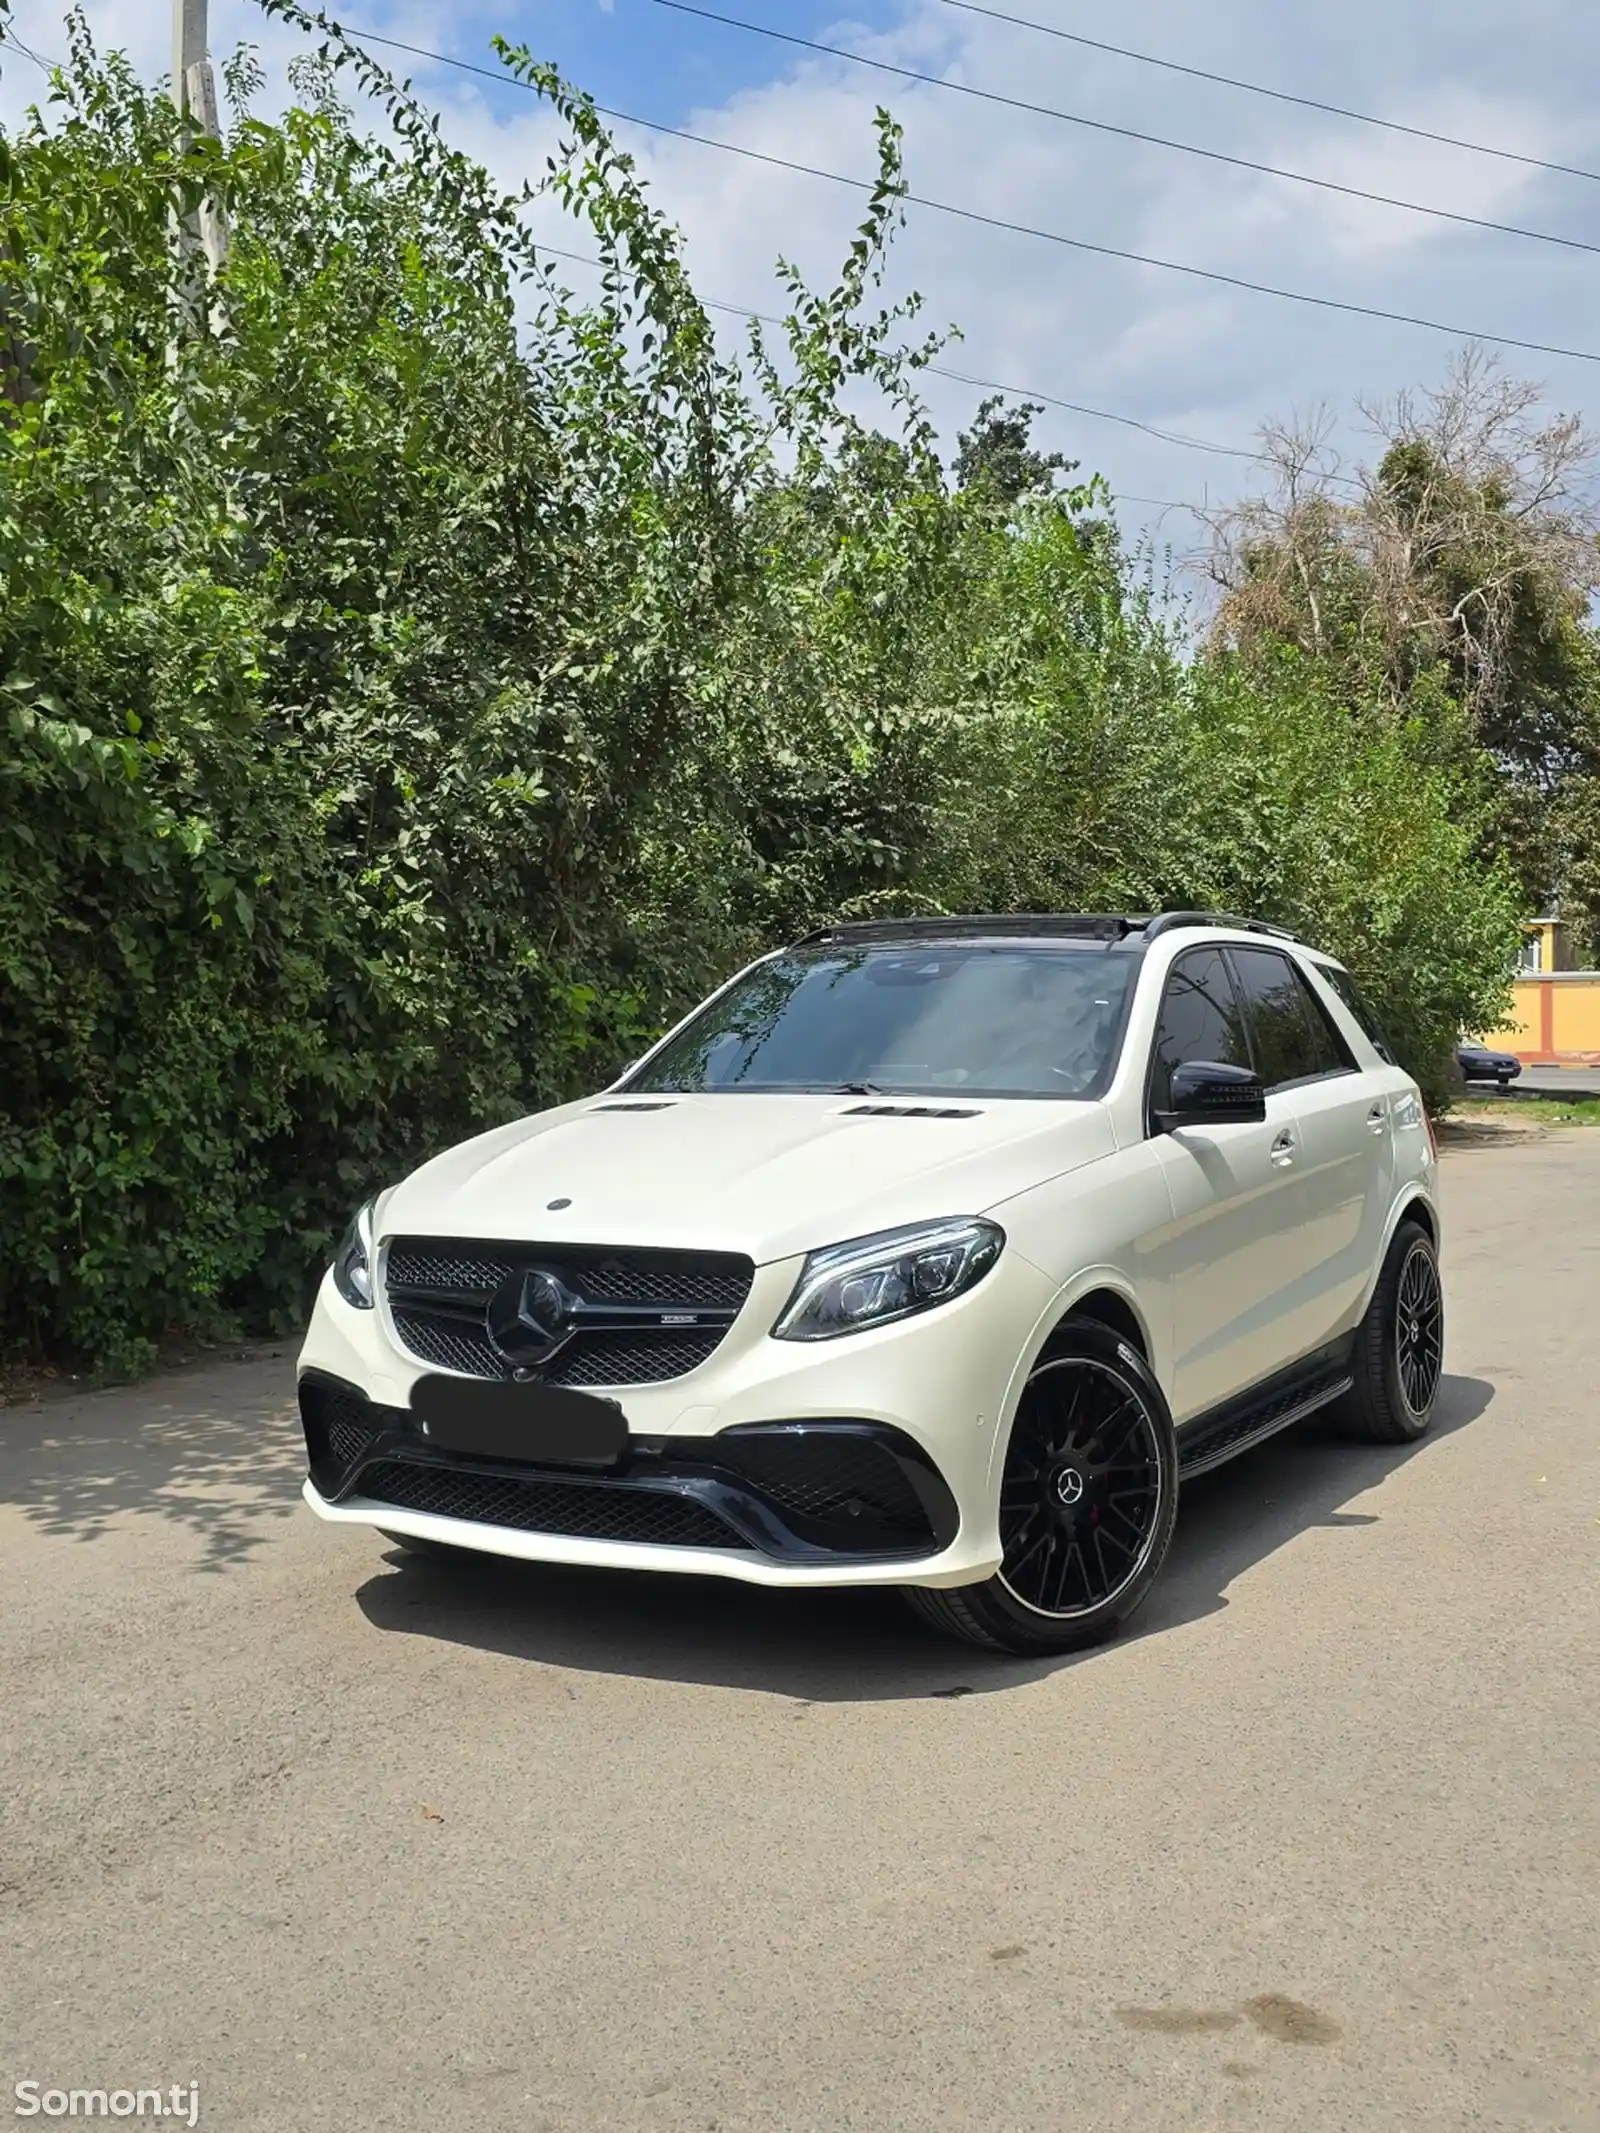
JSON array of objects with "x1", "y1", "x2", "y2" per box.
[
  {"x1": 352, "y1": 1372, "x2": 1497, "y2": 1702},
  {"x1": 0, "y1": 1351, "x2": 303, "y2": 1570}
]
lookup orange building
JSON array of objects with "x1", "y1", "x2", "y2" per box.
[{"x1": 1477, "y1": 917, "x2": 1600, "y2": 1065}]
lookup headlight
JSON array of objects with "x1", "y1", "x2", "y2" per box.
[
  {"x1": 772, "y1": 1217, "x2": 1004, "y2": 1342},
  {"x1": 332, "y1": 1199, "x2": 377, "y2": 1310}
]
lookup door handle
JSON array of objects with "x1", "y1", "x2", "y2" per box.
[
  {"x1": 1270, "y1": 1129, "x2": 1297, "y2": 1167},
  {"x1": 1366, "y1": 1102, "x2": 1388, "y2": 1135}
]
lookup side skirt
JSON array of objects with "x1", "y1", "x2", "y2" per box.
[{"x1": 1176, "y1": 1336, "x2": 1355, "y2": 1481}]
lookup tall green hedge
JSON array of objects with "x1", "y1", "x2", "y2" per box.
[{"x1": 0, "y1": 22, "x2": 1522, "y2": 1375}]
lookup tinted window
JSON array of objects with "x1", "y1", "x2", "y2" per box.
[
  {"x1": 1148, "y1": 948, "x2": 1252, "y2": 1112},
  {"x1": 1315, "y1": 962, "x2": 1395, "y2": 1063},
  {"x1": 625, "y1": 945, "x2": 1138, "y2": 1100},
  {"x1": 1230, "y1": 948, "x2": 1351, "y2": 1090}
]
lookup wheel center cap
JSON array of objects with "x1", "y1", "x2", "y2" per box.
[{"x1": 1052, "y1": 1466, "x2": 1086, "y2": 1508}]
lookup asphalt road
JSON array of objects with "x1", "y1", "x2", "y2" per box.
[
  {"x1": 3, "y1": 1138, "x2": 1598, "y2": 2133},
  {"x1": 1489, "y1": 1067, "x2": 1600, "y2": 1099}
]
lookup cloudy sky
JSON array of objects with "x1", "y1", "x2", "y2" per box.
[{"x1": 5, "y1": 0, "x2": 1600, "y2": 546}]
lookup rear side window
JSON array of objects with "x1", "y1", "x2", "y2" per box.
[
  {"x1": 1229, "y1": 947, "x2": 1352, "y2": 1090},
  {"x1": 1148, "y1": 948, "x2": 1252, "y2": 1113},
  {"x1": 1314, "y1": 961, "x2": 1396, "y2": 1064}
]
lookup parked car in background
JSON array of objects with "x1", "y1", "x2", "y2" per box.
[
  {"x1": 298, "y1": 910, "x2": 1442, "y2": 1656},
  {"x1": 1457, "y1": 1041, "x2": 1522, "y2": 1087}
]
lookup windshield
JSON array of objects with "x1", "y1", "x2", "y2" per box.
[{"x1": 623, "y1": 944, "x2": 1138, "y2": 1099}]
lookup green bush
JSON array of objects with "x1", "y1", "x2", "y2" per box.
[{"x1": 0, "y1": 20, "x2": 1523, "y2": 1375}]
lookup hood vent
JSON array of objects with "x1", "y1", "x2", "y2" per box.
[
  {"x1": 591, "y1": 1100, "x2": 677, "y2": 1112},
  {"x1": 842, "y1": 1103, "x2": 980, "y2": 1119}
]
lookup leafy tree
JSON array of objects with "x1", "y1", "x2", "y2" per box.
[
  {"x1": 954, "y1": 394, "x2": 1076, "y2": 507},
  {"x1": 1208, "y1": 352, "x2": 1600, "y2": 913}
]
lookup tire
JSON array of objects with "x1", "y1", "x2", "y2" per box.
[
  {"x1": 905, "y1": 1320, "x2": 1179, "y2": 1656},
  {"x1": 379, "y1": 1529, "x2": 479, "y2": 1565},
  {"x1": 1340, "y1": 1218, "x2": 1444, "y2": 1444}
]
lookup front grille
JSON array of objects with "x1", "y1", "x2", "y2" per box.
[
  {"x1": 716, "y1": 1431, "x2": 931, "y2": 1536},
  {"x1": 551, "y1": 1329, "x2": 725, "y2": 1385},
  {"x1": 384, "y1": 1240, "x2": 750, "y2": 1311},
  {"x1": 390, "y1": 1311, "x2": 501, "y2": 1379},
  {"x1": 390, "y1": 1312, "x2": 726, "y2": 1386},
  {"x1": 384, "y1": 1238, "x2": 754, "y2": 1387},
  {"x1": 385, "y1": 1241, "x2": 513, "y2": 1294},
  {"x1": 358, "y1": 1459, "x2": 744, "y2": 1549},
  {"x1": 576, "y1": 1258, "x2": 747, "y2": 1309}
]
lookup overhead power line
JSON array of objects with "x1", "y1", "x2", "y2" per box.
[
  {"x1": 2, "y1": 32, "x2": 62, "y2": 74},
  {"x1": 343, "y1": 28, "x2": 1600, "y2": 368},
  {"x1": 534, "y1": 238, "x2": 1268, "y2": 475},
  {"x1": 650, "y1": 0, "x2": 1600, "y2": 259},
  {"x1": 1116, "y1": 494, "x2": 1203, "y2": 515},
  {"x1": 933, "y1": 0, "x2": 1600, "y2": 190},
  {"x1": 538, "y1": 242, "x2": 1207, "y2": 516}
]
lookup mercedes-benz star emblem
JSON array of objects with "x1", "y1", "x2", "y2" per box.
[
  {"x1": 1053, "y1": 1467, "x2": 1086, "y2": 1508},
  {"x1": 485, "y1": 1268, "x2": 574, "y2": 1368}
]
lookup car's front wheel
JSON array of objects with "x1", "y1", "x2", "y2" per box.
[{"x1": 905, "y1": 1320, "x2": 1179, "y2": 1656}]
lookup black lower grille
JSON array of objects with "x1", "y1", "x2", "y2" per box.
[
  {"x1": 300, "y1": 1376, "x2": 384, "y2": 1479},
  {"x1": 716, "y1": 1431, "x2": 930, "y2": 1535},
  {"x1": 328, "y1": 1414, "x2": 371, "y2": 1468},
  {"x1": 300, "y1": 1373, "x2": 955, "y2": 1561},
  {"x1": 357, "y1": 1459, "x2": 745, "y2": 1549}
]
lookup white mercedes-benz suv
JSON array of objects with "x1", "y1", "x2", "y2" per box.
[{"x1": 298, "y1": 911, "x2": 1442, "y2": 1654}]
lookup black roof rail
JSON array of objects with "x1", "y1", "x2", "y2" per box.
[
  {"x1": 793, "y1": 913, "x2": 1149, "y2": 947},
  {"x1": 1141, "y1": 909, "x2": 1299, "y2": 943}
]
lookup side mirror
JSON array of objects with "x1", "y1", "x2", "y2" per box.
[{"x1": 1157, "y1": 1059, "x2": 1267, "y2": 1130}]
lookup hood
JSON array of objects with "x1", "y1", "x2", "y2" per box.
[{"x1": 378, "y1": 1092, "x2": 1117, "y2": 1262}]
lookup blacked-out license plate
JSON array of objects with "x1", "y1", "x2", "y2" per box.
[{"x1": 409, "y1": 1375, "x2": 629, "y2": 1468}]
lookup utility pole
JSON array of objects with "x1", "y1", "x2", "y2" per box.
[
  {"x1": 172, "y1": 0, "x2": 206, "y2": 118},
  {"x1": 171, "y1": 0, "x2": 228, "y2": 303}
]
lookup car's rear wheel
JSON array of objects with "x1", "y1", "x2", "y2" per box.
[
  {"x1": 905, "y1": 1321, "x2": 1178, "y2": 1656},
  {"x1": 1340, "y1": 1218, "x2": 1444, "y2": 1444}
]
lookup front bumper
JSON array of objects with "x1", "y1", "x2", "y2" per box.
[{"x1": 297, "y1": 1245, "x2": 1062, "y2": 1589}]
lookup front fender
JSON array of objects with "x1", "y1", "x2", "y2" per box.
[{"x1": 982, "y1": 1262, "x2": 1162, "y2": 1498}]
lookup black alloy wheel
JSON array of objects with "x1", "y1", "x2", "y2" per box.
[
  {"x1": 997, "y1": 1355, "x2": 1165, "y2": 1618},
  {"x1": 1394, "y1": 1236, "x2": 1445, "y2": 1422},
  {"x1": 904, "y1": 1319, "x2": 1178, "y2": 1655},
  {"x1": 1340, "y1": 1216, "x2": 1445, "y2": 1444}
]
